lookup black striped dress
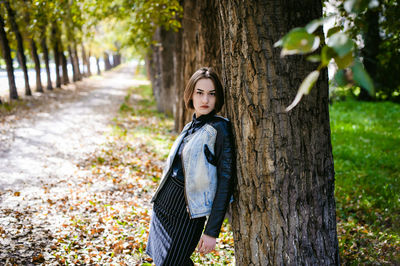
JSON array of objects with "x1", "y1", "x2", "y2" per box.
[
  {"x1": 146, "y1": 112, "x2": 217, "y2": 265},
  {"x1": 146, "y1": 112, "x2": 214, "y2": 266},
  {"x1": 146, "y1": 175, "x2": 206, "y2": 265}
]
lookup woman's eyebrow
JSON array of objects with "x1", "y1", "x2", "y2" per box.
[{"x1": 195, "y1": 88, "x2": 216, "y2": 92}]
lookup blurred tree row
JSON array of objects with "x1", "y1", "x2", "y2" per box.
[{"x1": 0, "y1": 0, "x2": 182, "y2": 102}]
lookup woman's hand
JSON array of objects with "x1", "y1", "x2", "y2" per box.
[{"x1": 197, "y1": 234, "x2": 216, "y2": 254}]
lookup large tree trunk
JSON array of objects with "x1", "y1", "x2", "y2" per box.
[
  {"x1": 173, "y1": 0, "x2": 221, "y2": 131},
  {"x1": 218, "y1": 0, "x2": 339, "y2": 264},
  {"x1": 4, "y1": 0, "x2": 31, "y2": 96},
  {"x1": 40, "y1": 31, "x2": 53, "y2": 91},
  {"x1": 0, "y1": 13, "x2": 18, "y2": 100},
  {"x1": 29, "y1": 38, "x2": 43, "y2": 92},
  {"x1": 51, "y1": 23, "x2": 61, "y2": 88}
]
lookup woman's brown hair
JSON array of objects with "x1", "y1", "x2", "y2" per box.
[{"x1": 184, "y1": 67, "x2": 224, "y2": 112}]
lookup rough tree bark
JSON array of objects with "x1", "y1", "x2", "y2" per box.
[
  {"x1": 0, "y1": 13, "x2": 18, "y2": 100},
  {"x1": 218, "y1": 0, "x2": 339, "y2": 264},
  {"x1": 4, "y1": 0, "x2": 31, "y2": 96},
  {"x1": 41, "y1": 30, "x2": 53, "y2": 90}
]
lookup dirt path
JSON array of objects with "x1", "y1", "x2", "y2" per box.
[
  {"x1": 0, "y1": 65, "x2": 142, "y2": 191},
  {"x1": 0, "y1": 64, "x2": 151, "y2": 264}
]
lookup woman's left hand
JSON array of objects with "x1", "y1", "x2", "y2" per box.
[{"x1": 197, "y1": 234, "x2": 216, "y2": 254}]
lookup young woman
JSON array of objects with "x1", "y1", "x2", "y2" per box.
[{"x1": 146, "y1": 67, "x2": 234, "y2": 265}]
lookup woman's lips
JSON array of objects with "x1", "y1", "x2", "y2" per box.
[{"x1": 201, "y1": 105, "x2": 209, "y2": 108}]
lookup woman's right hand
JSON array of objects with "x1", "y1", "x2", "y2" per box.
[{"x1": 197, "y1": 234, "x2": 217, "y2": 254}]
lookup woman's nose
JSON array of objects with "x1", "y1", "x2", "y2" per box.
[{"x1": 202, "y1": 95, "x2": 209, "y2": 103}]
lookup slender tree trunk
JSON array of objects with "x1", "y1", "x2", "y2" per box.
[
  {"x1": 96, "y1": 56, "x2": 101, "y2": 75},
  {"x1": 72, "y1": 43, "x2": 82, "y2": 80},
  {"x1": 29, "y1": 38, "x2": 43, "y2": 92},
  {"x1": 218, "y1": 1, "x2": 339, "y2": 264},
  {"x1": 0, "y1": 13, "x2": 18, "y2": 100},
  {"x1": 60, "y1": 49, "x2": 69, "y2": 85},
  {"x1": 104, "y1": 52, "x2": 111, "y2": 70},
  {"x1": 51, "y1": 23, "x2": 61, "y2": 88},
  {"x1": 147, "y1": 31, "x2": 163, "y2": 113},
  {"x1": 86, "y1": 50, "x2": 92, "y2": 76},
  {"x1": 113, "y1": 54, "x2": 118, "y2": 67},
  {"x1": 81, "y1": 44, "x2": 90, "y2": 77},
  {"x1": 359, "y1": 8, "x2": 380, "y2": 101},
  {"x1": 21, "y1": 0, "x2": 43, "y2": 93},
  {"x1": 40, "y1": 31, "x2": 53, "y2": 91},
  {"x1": 68, "y1": 45, "x2": 78, "y2": 82},
  {"x1": 173, "y1": 23, "x2": 183, "y2": 132},
  {"x1": 4, "y1": 0, "x2": 31, "y2": 96}
]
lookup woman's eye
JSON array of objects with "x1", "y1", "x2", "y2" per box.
[
  {"x1": 210, "y1": 92, "x2": 216, "y2": 96},
  {"x1": 197, "y1": 91, "x2": 203, "y2": 95}
]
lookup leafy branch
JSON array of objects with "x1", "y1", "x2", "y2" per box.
[{"x1": 275, "y1": 0, "x2": 375, "y2": 111}]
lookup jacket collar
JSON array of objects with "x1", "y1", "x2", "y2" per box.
[{"x1": 192, "y1": 110, "x2": 216, "y2": 128}]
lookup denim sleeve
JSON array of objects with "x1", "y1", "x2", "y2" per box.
[{"x1": 203, "y1": 120, "x2": 234, "y2": 238}]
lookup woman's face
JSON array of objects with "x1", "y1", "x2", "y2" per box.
[{"x1": 192, "y1": 78, "x2": 216, "y2": 117}]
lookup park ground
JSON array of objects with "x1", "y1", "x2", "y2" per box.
[{"x1": 0, "y1": 65, "x2": 399, "y2": 265}]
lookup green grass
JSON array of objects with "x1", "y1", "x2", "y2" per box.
[{"x1": 330, "y1": 100, "x2": 400, "y2": 264}]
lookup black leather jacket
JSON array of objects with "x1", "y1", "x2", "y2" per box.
[{"x1": 202, "y1": 114, "x2": 235, "y2": 238}]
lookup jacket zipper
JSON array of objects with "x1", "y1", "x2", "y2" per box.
[{"x1": 180, "y1": 152, "x2": 192, "y2": 219}]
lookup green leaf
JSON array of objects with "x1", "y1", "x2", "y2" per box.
[
  {"x1": 306, "y1": 54, "x2": 321, "y2": 63},
  {"x1": 335, "y1": 51, "x2": 354, "y2": 69},
  {"x1": 327, "y1": 32, "x2": 354, "y2": 57},
  {"x1": 286, "y1": 70, "x2": 320, "y2": 112},
  {"x1": 334, "y1": 69, "x2": 348, "y2": 87},
  {"x1": 274, "y1": 39, "x2": 283, "y2": 47},
  {"x1": 351, "y1": 61, "x2": 375, "y2": 94},
  {"x1": 344, "y1": 0, "x2": 370, "y2": 14},
  {"x1": 321, "y1": 46, "x2": 337, "y2": 67},
  {"x1": 327, "y1": 26, "x2": 342, "y2": 38},
  {"x1": 278, "y1": 28, "x2": 320, "y2": 57},
  {"x1": 305, "y1": 16, "x2": 335, "y2": 33}
]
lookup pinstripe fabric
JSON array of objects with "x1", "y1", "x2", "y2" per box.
[{"x1": 147, "y1": 176, "x2": 206, "y2": 265}]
